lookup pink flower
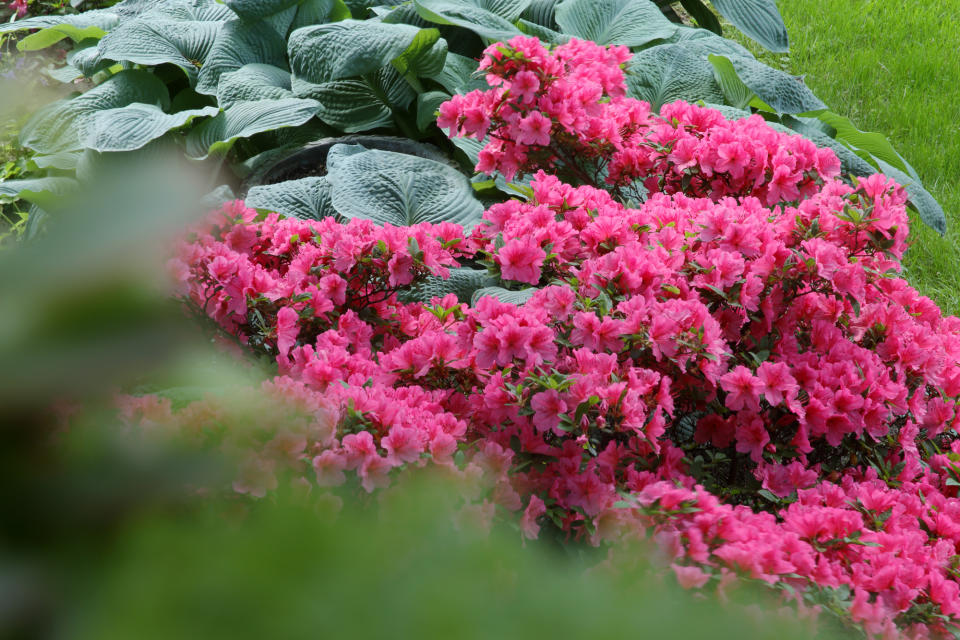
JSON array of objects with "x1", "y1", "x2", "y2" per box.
[
  {"x1": 530, "y1": 389, "x2": 567, "y2": 434},
  {"x1": 755, "y1": 361, "x2": 797, "y2": 406},
  {"x1": 275, "y1": 306, "x2": 299, "y2": 359},
  {"x1": 515, "y1": 111, "x2": 552, "y2": 146},
  {"x1": 497, "y1": 237, "x2": 546, "y2": 284},
  {"x1": 735, "y1": 413, "x2": 770, "y2": 463},
  {"x1": 520, "y1": 495, "x2": 547, "y2": 539},
  {"x1": 672, "y1": 564, "x2": 711, "y2": 589},
  {"x1": 720, "y1": 366, "x2": 763, "y2": 412}
]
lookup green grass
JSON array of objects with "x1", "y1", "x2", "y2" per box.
[{"x1": 740, "y1": 0, "x2": 960, "y2": 314}]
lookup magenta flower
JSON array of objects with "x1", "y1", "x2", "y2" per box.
[
  {"x1": 496, "y1": 237, "x2": 546, "y2": 284},
  {"x1": 720, "y1": 366, "x2": 763, "y2": 412}
]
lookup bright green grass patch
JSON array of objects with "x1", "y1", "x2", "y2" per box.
[{"x1": 739, "y1": 0, "x2": 960, "y2": 314}]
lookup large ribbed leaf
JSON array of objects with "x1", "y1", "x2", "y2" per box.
[
  {"x1": 401, "y1": 267, "x2": 494, "y2": 303},
  {"x1": 195, "y1": 19, "x2": 289, "y2": 96},
  {"x1": 391, "y1": 29, "x2": 448, "y2": 79},
  {"x1": 218, "y1": 64, "x2": 293, "y2": 109},
  {"x1": 289, "y1": 20, "x2": 436, "y2": 84},
  {"x1": 0, "y1": 10, "x2": 119, "y2": 35},
  {"x1": 0, "y1": 177, "x2": 79, "y2": 207},
  {"x1": 185, "y1": 98, "x2": 320, "y2": 158},
  {"x1": 289, "y1": 0, "x2": 351, "y2": 33},
  {"x1": 413, "y1": 0, "x2": 524, "y2": 41},
  {"x1": 294, "y1": 65, "x2": 415, "y2": 132},
  {"x1": 471, "y1": 286, "x2": 537, "y2": 306},
  {"x1": 708, "y1": 54, "x2": 754, "y2": 110},
  {"x1": 521, "y1": 0, "x2": 560, "y2": 28},
  {"x1": 245, "y1": 176, "x2": 334, "y2": 220},
  {"x1": 805, "y1": 110, "x2": 918, "y2": 178},
  {"x1": 727, "y1": 55, "x2": 826, "y2": 114},
  {"x1": 16, "y1": 23, "x2": 108, "y2": 51},
  {"x1": 327, "y1": 144, "x2": 484, "y2": 230},
  {"x1": 19, "y1": 70, "x2": 171, "y2": 155},
  {"x1": 428, "y1": 52, "x2": 486, "y2": 94},
  {"x1": 663, "y1": 26, "x2": 754, "y2": 60},
  {"x1": 223, "y1": 0, "x2": 301, "y2": 19},
  {"x1": 873, "y1": 159, "x2": 947, "y2": 235},
  {"x1": 96, "y1": 19, "x2": 223, "y2": 83},
  {"x1": 554, "y1": 0, "x2": 677, "y2": 47},
  {"x1": 710, "y1": 0, "x2": 788, "y2": 53},
  {"x1": 83, "y1": 103, "x2": 219, "y2": 152},
  {"x1": 626, "y1": 44, "x2": 722, "y2": 111}
]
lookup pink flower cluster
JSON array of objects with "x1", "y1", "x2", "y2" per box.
[
  {"x1": 147, "y1": 36, "x2": 960, "y2": 638},
  {"x1": 438, "y1": 36, "x2": 840, "y2": 206}
]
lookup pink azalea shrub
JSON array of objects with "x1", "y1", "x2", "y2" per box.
[{"x1": 148, "y1": 35, "x2": 960, "y2": 637}]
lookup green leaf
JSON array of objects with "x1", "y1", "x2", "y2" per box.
[
  {"x1": 413, "y1": 0, "x2": 524, "y2": 42},
  {"x1": 0, "y1": 177, "x2": 79, "y2": 208},
  {"x1": 245, "y1": 176, "x2": 334, "y2": 220},
  {"x1": 327, "y1": 143, "x2": 484, "y2": 230},
  {"x1": 218, "y1": 64, "x2": 293, "y2": 109},
  {"x1": 223, "y1": 0, "x2": 302, "y2": 19},
  {"x1": 707, "y1": 54, "x2": 753, "y2": 110},
  {"x1": 83, "y1": 103, "x2": 219, "y2": 152},
  {"x1": 765, "y1": 116, "x2": 877, "y2": 177},
  {"x1": 626, "y1": 45, "x2": 722, "y2": 111},
  {"x1": 662, "y1": 25, "x2": 755, "y2": 60},
  {"x1": 294, "y1": 65, "x2": 415, "y2": 133},
  {"x1": 471, "y1": 286, "x2": 537, "y2": 306},
  {"x1": 30, "y1": 152, "x2": 82, "y2": 171},
  {"x1": 391, "y1": 29, "x2": 448, "y2": 79},
  {"x1": 185, "y1": 98, "x2": 320, "y2": 158},
  {"x1": 196, "y1": 19, "x2": 289, "y2": 96},
  {"x1": 450, "y1": 135, "x2": 485, "y2": 167},
  {"x1": 19, "y1": 70, "x2": 171, "y2": 155},
  {"x1": 400, "y1": 267, "x2": 494, "y2": 303},
  {"x1": 727, "y1": 55, "x2": 826, "y2": 114},
  {"x1": 520, "y1": 0, "x2": 560, "y2": 29},
  {"x1": 428, "y1": 52, "x2": 486, "y2": 94},
  {"x1": 554, "y1": 0, "x2": 677, "y2": 47},
  {"x1": 803, "y1": 110, "x2": 916, "y2": 178},
  {"x1": 710, "y1": 0, "x2": 789, "y2": 53},
  {"x1": 873, "y1": 158, "x2": 947, "y2": 235},
  {"x1": 95, "y1": 19, "x2": 223, "y2": 84},
  {"x1": 416, "y1": 91, "x2": 451, "y2": 132},
  {"x1": 17, "y1": 24, "x2": 108, "y2": 51},
  {"x1": 289, "y1": 0, "x2": 352, "y2": 33},
  {"x1": 289, "y1": 20, "x2": 430, "y2": 84},
  {"x1": 516, "y1": 19, "x2": 569, "y2": 44}
]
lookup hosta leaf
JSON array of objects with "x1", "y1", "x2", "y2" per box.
[
  {"x1": 710, "y1": 0, "x2": 788, "y2": 53},
  {"x1": 0, "y1": 10, "x2": 119, "y2": 35},
  {"x1": 245, "y1": 176, "x2": 334, "y2": 220},
  {"x1": 96, "y1": 19, "x2": 223, "y2": 83},
  {"x1": 83, "y1": 103, "x2": 219, "y2": 152},
  {"x1": 413, "y1": 0, "x2": 523, "y2": 42},
  {"x1": 218, "y1": 64, "x2": 293, "y2": 109},
  {"x1": 201, "y1": 184, "x2": 237, "y2": 209},
  {"x1": 428, "y1": 52, "x2": 486, "y2": 94},
  {"x1": 196, "y1": 19, "x2": 289, "y2": 96},
  {"x1": 626, "y1": 44, "x2": 722, "y2": 111},
  {"x1": 46, "y1": 63, "x2": 85, "y2": 84},
  {"x1": 727, "y1": 55, "x2": 826, "y2": 114},
  {"x1": 289, "y1": 20, "x2": 432, "y2": 84},
  {"x1": 294, "y1": 65, "x2": 415, "y2": 132},
  {"x1": 554, "y1": 0, "x2": 677, "y2": 47},
  {"x1": 516, "y1": 19, "x2": 569, "y2": 44},
  {"x1": 223, "y1": 0, "x2": 301, "y2": 19},
  {"x1": 450, "y1": 135, "x2": 485, "y2": 167},
  {"x1": 390, "y1": 29, "x2": 447, "y2": 79},
  {"x1": 417, "y1": 91, "x2": 450, "y2": 132},
  {"x1": 289, "y1": 0, "x2": 352, "y2": 33},
  {"x1": 0, "y1": 177, "x2": 79, "y2": 207},
  {"x1": 17, "y1": 24, "x2": 108, "y2": 51},
  {"x1": 185, "y1": 98, "x2": 320, "y2": 158},
  {"x1": 19, "y1": 69, "x2": 171, "y2": 155},
  {"x1": 132, "y1": 0, "x2": 236, "y2": 22},
  {"x1": 664, "y1": 26, "x2": 754, "y2": 60},
  {"x1": 31, "y1": 151, "x2": 82, "y2": 171},
  {"x1": 521, "y1": 0, "x2": 560, "y2": 29},
  {"x1": 803, "y1": 110, "x2": 917, "y2": 178},
  {"x1": 401, "y1": 267, "x2": 494, "y2": 303},
  {"x1": 327, "y1": 143, "x2": 484, "y2": 230},
  {"x1": 471, "y1": 285, "x2": 537, "y2": 306},
  {"x1": 708, "y1": 54, "x2": 753, "y2": 110},
  {"x1": 873, "y1": 158, "x2": 946, "y2": 235},
  {"x1": 678, "y1": 0, "x2": 721, "y2": 35}
]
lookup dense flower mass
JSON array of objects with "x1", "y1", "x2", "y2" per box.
[{"x1": 148, "y1": 35, "x2": 960, "y2": 638}]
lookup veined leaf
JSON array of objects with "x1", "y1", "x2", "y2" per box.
[
  {"x1": 416, "y1": 91, "x2": 450, "y2": 132},
  {"x1": 83, "y1": 103, "x2": 219, "y2": 152},
  {"x1": 17, "y1": 24, "x2": 108, "y2": 51},
  {"x1": 413, "y1": 0, "x2": 524, "y2": 42},
  {"x1": 289, "y1": 20, "x2": 432, "y2": 84},
  {"x1": 185, "y1": 98, "x2": 320, "y2": 158},
  {"x1": 19, "y1": 70, "x2": 171, "y2": 155},
  {"x1": 245, "y1": 176, "x2": 334, "y2": 220},
  {"x1": 708, "y1": 54, "x2": 754, "y2": 110},
  {"x1": 471, "y1": 285, "x2": 537, "y2": 306},
  {"x1": 0, "y1": 177, "x2": 79, "y2": 208},
  {"x1": 727, "y1": 55, "x2": 826, "y2": 114},
  {"x1": 802, "y1": 110, "x2": 918, "y2": 178},
  {"x1": 327, "y1": 143, "x2": 484, "y2": 230},
  {"x1": 873, "y1": 158, "x2": 946, "y2": 235},
  {"x1": 218, "y1": 64, "x2": 293, "y2": 109},
  {"x1": 223, "y1": 0, "x2": 302, "y2": 19},
  {"x1": 401, "y1": 267, "x2": 494, "y2": 303},
  {"x1": 95, "y1": 19, "x2": 223, "y2": 83},
  {"x1": 710, "y1": 0, "x2": 789, "y2": 53},
  {"x1": 196, "y1": 19, "x2": 289, "y2": 96},
  {"x1": 627, "y1": 45, "x2": 723, "y2": 111},
  {"x1": 554, "y1": 0, "x2": 677, "y2": 47},
  {"x1": 0, "y1": 10, "x2": 119, "y2": 35},
  {"x1": 428, "y1": 52, "x2": 487, "y2": 94},
  {"x1": 294, "y1": 65, "x2": 415, "y2": 132}
]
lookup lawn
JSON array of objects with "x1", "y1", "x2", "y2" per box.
[{"x1": 761, "y1": 0, "x2": 960, "y2": 314}]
